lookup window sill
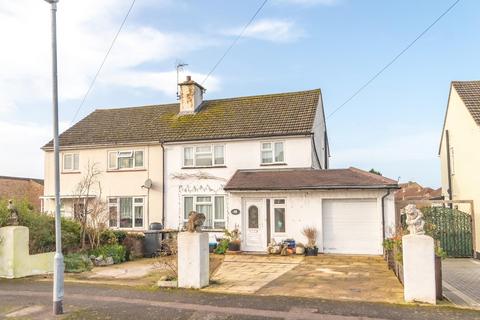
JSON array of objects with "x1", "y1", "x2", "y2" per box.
[
  {"x1": 107, "y1": 168, "x2": 147, "y2": 173},
  {"x1": 62, "y1": 171, "x2": 81, "y2": 174},
  {"x1": 260, "y1": 163, "x2": 287, "y2": 166},
  {"x1": 181, "y1": 166, "x2": 227, "y2": 170}
]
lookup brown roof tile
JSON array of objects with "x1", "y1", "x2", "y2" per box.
[
  {"x1": 43, "y1": 89, "x2": 321, "y2": 149},
  {"x1": 452, "y1": 81, "x2": 480, "y2": 125},
  {"x1": 224, "y1": 167, "x2": 398, "y2": 191}
]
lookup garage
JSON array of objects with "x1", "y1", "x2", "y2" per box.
[{"x1": 322, "y1": 199, "x2": 383, "y2": 255}]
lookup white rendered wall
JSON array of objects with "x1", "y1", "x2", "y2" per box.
[
  {"x1": 43, "y1": 144, "x2": 164, "y2": 229},
  {"x1": 163, "y1": 136, "x2": 313, "y2": 230}
]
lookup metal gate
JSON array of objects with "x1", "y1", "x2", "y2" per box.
[
  {"x1": 423, "y1": 207, "x2": 473, "y2": 257},
  {"x1": 401, "y1": 206, "x2": 473, "y2": 257}
]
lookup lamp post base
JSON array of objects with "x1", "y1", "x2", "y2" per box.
[{"x1": 53, "y1": 300, "x2": 63, "y2": 315}]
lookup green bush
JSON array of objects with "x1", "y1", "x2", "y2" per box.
[
  {"x1": 100, "y1": 229, "x2": 118, "y2": 245},
  {"x1": 113, "y1": 230, "x2": 128, "y2": 244},
  {"x1": 90, "y1": 244, "x2": 126, "y2": 264},
  {"x1": 0, "y1": 199, "x2": 82, "y2": 254},
  {"x1": 64, "y1": 253, "x2": 93, "y2": 273},
  {"x1": 214, "y1": 239, "x2": 229, "y2": 255}
]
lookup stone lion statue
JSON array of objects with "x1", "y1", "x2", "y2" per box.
[
  {"x1": 186, "y1": 211, "x2": 206, "y2": 232},
  {"x1": 403, "y1": 204, "x2": 425, "y2": 235},
  {"x1": 7, "y1": 200, "x2": 19, "y2": 226}
]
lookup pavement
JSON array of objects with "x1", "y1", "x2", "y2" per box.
[
  {"x1": 442, "y1": 258, "x2": 480, "y2": 309},
  {"x1": 0, "y1": 279, "x2": 479, "y2": 320},
  {"x1": 207, "y1": 254, "x2": 404, "y2": 304}
]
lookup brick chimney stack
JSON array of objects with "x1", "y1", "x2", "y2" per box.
[{"x1": 179, "y1": 76, "x2": 205, "y2": 114}]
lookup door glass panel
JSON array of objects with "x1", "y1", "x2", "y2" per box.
[
  {"x1": 274, "y1": 208, "x2": 285, "y2": 232},
  {"x1": 248, "y1": 205, "x2": 259, "y2": 228}
]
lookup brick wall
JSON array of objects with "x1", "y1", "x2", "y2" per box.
[{"x1": 0, "y1": 177, "x2": 44, "y2": 211}]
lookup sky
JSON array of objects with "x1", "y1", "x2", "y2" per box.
[{"x1": 0, "y1": 0, "x2": 478, "y2": 187}]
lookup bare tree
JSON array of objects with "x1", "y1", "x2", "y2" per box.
[{"x1": 72, "y1": 161, "x2": 104, "y2": 249}]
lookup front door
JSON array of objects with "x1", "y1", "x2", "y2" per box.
[{"x1": 243, "y1": 198, "x2": 266, "y2": 252}]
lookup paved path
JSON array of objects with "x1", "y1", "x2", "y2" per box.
[
  {"x1": 442, "y1": 258, "x2": 480, "y2": 309},
  {"x1": 0, "y1": 279, "x2": 479, "y2": 320}
]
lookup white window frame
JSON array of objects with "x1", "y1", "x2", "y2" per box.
[
  {"x1": 108, "y1": 196, "x2": 145, "y2": 229},
  {"x1": 108, "y1": 149, "x2": 144, "y2": 171},
  {"x1": 182, "y1": 195, "x2": 226, "y2": 230},
  {"x1": 261, "y1": 141, "x2": 285, "y2": 165},
  {"x1": 182, "y1": 144, "x2": 225, "y2": 168},
  {"x1": 63, "y1": 153, "x2": 80, "y2": 172},
  {"x1": 271, "y1": 198, "x2": 286, "y2": 233}
]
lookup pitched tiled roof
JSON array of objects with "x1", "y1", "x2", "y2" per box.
[
  {"x1": 452, "y1": 81, "x2": 480, "y2": 126},
  {"x1": 224, "y1": 167, "x2": 398, "y2": 191},
  {"x1": 43, "y1": 89, "x2": 321, "y2": 149}
]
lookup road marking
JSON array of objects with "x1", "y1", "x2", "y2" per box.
[
  {"x1": 0, "y1": 290, "x2": 387, "y2": 320},
  {"x1": 5, "y1": 305, "x2": 45, "y2": 318},
  {"x1": 443, "y1": 281, "x2": 480, "y2": 309}
]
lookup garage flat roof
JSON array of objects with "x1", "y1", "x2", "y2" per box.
[{"x1": 224, "y1": 167, "x2": 398, "y2": 191}]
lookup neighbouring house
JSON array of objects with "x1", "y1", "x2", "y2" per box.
[
  {"x1": 42, "y1": 76, "x2": 398, "y2": 254},
  {"x1": 0, "y1": 176, "x2": 44, "y2": 211},
  {"x1": 395, "y1": 181, "x2": 441, "y2": 201},
  {"x1": 439, "y1": 80, "x2": 480, "y2": 256}
]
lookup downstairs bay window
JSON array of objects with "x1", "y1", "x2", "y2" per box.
[
  {"x1": 183, "y1": 195, "x2": 225, "y2": 229},
  {"x1": 108, "y1": 197, "x2": 144, "y2": 229}
]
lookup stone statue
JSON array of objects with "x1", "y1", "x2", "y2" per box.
[
  {"x1": 403, "y1": 204, "x2": 425, "y2": 235},
  {"x1": 7, "y1": 200, "x2": 19, "y2": 226},
  {"x1": 186, "y1": 211, "x2": 206, "y2": 232}
]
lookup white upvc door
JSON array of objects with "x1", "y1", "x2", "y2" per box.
[{"x1": 243, "y1": 198, "x2": 266, "y2": 252}]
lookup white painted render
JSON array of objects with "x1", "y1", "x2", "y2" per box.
[
  {"x1": 439, "y1": 86, "x2": 480, "y2": 252},
  {"x1": 42, "y1": 144, "x2": 164, "y2": 230},
  {"x1": 227, "y1": 189, "x2": 395, "y2": 254},
  {"x1": 163, "y1": 135, "x2": 314, "y2": 230}
]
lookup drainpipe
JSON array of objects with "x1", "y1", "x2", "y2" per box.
[
  {"x1": 445, "y1": 130, "x2": 453, "y2": 208},
  {"x1": 381, "y1": 189, "x2": 393, "y2": 241},
  {"x1": 160, "y1": 142, "x2": 166, "y2": 227}
]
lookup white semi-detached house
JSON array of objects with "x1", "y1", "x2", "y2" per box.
[{"x1": 42, "y1": 76, "x2": 398, "y2": 254}]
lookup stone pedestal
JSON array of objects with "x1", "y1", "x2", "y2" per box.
[
  {"x1": 402, "y1": 234, "x2": 436, "y2": 304},
  {"x1": 177, "y1": 232, "x2": 209, "y2": 288}
]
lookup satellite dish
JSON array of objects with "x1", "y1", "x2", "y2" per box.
[{"x1": 142, "y1": 179, "x2": 153, "y2": 189}]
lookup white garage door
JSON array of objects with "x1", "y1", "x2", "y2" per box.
[{"x1": 322, "y1": 199, "x2": 382, "y2": 255}]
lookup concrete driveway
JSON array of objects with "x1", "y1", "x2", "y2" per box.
[
  {"x1": 206, "y1": 254, "x2": 404, "y2": 304},
  {"x1": 443, "y1": 258, "x2": 480, "y2": 309}
]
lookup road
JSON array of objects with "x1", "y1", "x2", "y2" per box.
[{"x1": 0, "y1": 279, "x2": 479, "y2": 320}]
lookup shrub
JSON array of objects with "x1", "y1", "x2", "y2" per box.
[
  {"x1": 90, "y1": 244, "x2": 126, "y2": 264},
  {"x1": 113, "y1": 230, "x2": 128, "y2": 244},
  {"x1": 0, "y1": 200, "x2": 82, "y2": 254},
  {"x1": 100, "y1": 229, "x2": 118, "y2": 245},
  {"x1": 64, "y1": 253, "x2": 93, "y2": 273},
  {"x1": 214, "y1": 239, "x2": 229, "y2": 254}
]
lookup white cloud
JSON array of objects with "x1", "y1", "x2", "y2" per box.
[
  {"x1": 0, "y1": 0, "x2": 219, "y2": 112},
  {"x1": 0, "y1": 120, "x2": 68, "y2": 179},
  {"x1": 225, "y1": 19, "x2": 304, "y2": 43}
]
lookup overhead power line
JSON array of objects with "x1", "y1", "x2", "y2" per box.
[
  {"x1": 201, "y1": 0, "x2": 268, "y2": 86},
  {"x1": 71, "y1": 0, "x2": 137, "y2": 125},
  {"x1": 326, "y1": 0, "x2": 461, "y2": 119}
]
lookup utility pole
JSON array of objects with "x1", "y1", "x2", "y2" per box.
[{"x1": 44, "y1": 0, "x2": 64, "y2": 315}]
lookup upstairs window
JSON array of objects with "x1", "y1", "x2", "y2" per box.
[
  {"x1": 183, "y1": 145, "x2": 225, "y2": 167},
  {"x1": 63, "y1": 153, "x2": 79, "y2": 172},
  {"x1": 261, "y1": 142, "x2": 284, "y2": 164},
  {"x1": 108, "y1": 150, "x2": 144, "y2": 170}
]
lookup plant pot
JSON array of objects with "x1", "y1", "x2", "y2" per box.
[
  {"x1": 228, "y1": 241, "x2": 241, "y2": 252},
  {"x1": 304, "y1": 247, "x2": 318, "y2": 256}
]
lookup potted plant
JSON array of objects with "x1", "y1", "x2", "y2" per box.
[
  {"x1": 302, "y1": 226, "x2": 318, "y2": 256},
  {"x1": 225, "y1": 228, "x2": 241, "y2": 252}
]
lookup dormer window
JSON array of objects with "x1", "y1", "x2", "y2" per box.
[
  {"x1": 261, "y1": 141, "x2": 284, "y2": 164},
  {"x1": 183, "y1": 145, "x2": 225, "y2": 168},
  {"x1": 108, "y1": 150, "x2": 144, "y2": 170}
]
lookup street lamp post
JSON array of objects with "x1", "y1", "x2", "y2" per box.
[{"x1": 44, "y1": 0, "x2": 64, "y2": 315}]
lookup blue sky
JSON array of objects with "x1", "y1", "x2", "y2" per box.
[{"x1": 1, "y1": 0, "x2": 478, "y2": 187}]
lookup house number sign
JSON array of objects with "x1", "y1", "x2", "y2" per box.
[{"x1": 231, "y1": 209, "x2": 240, "y2": 215}]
